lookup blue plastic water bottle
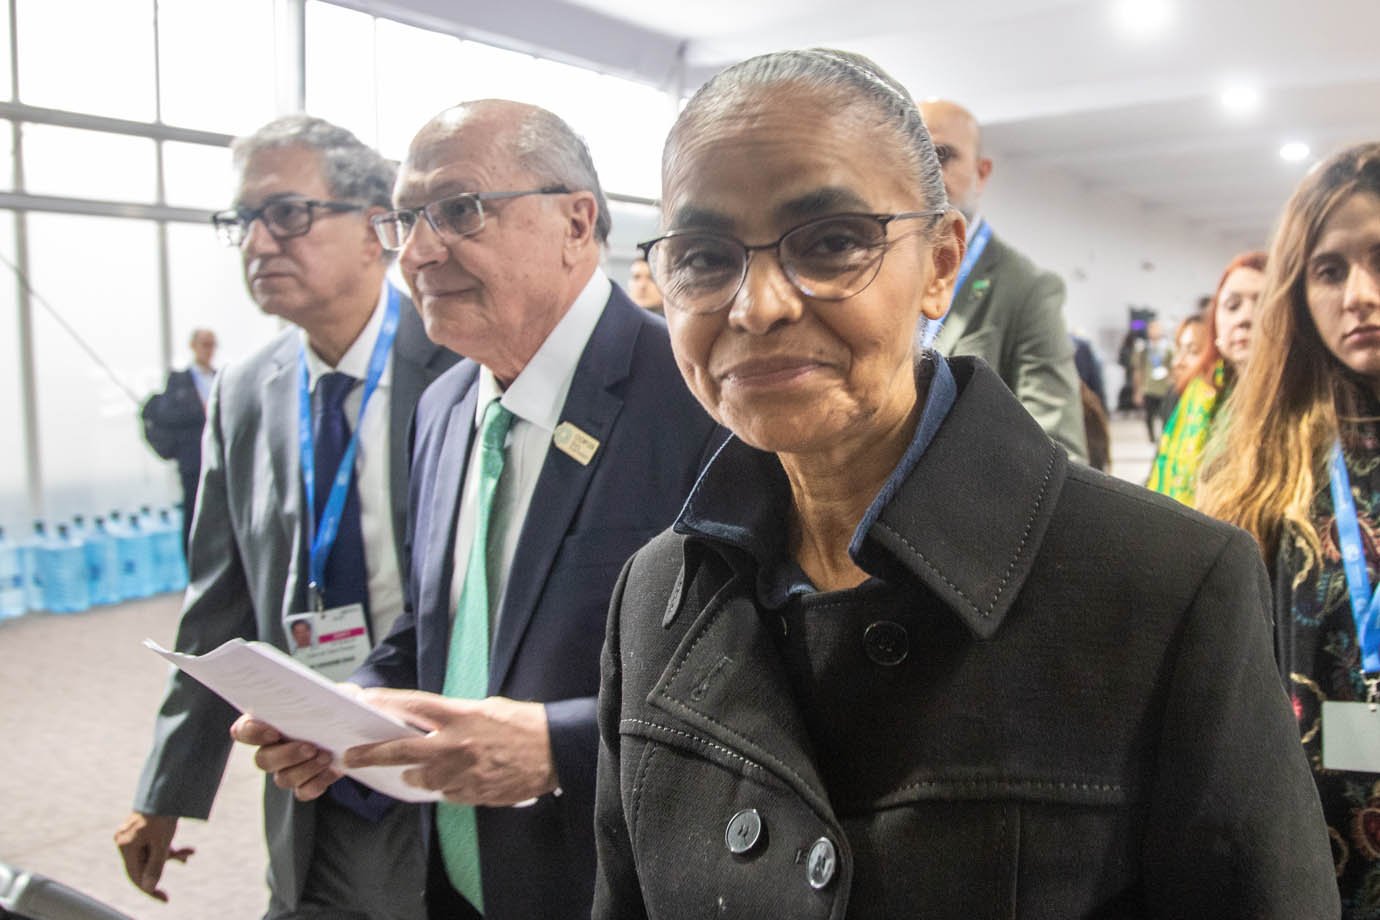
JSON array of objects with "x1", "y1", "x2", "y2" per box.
[
  {"x1": 110, "y1": 511, "x2": 143, "y2": 601},
  {"x1": 86, "y1": 516, "x2": 121, "y2": 606},
  {"x1": 22, "y1": 521, "x2": 47, "y2": 611},
  {"x1": 0, "y1": 526, "x2": 26, "y2": 618},
  {"x1": 48, "y1": 523, "x2": 90, "y2": 613},
  {"x1": 147, "y1": 509, "x2": 167, "y2": 593},
  {"x1": 155, "y1": 508, "x2": 188, "y2": 593},
  {"x1": 134, "y1": 511, "x2": 158, "y2": 598}
]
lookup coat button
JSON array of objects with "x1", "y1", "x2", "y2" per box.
[
  {"x1": 863, "y1": 620, "x2": 909, "y2": 666},
  {"x1": 725, "y1": 808, "x2": 764, "y2": 854},
  {"x1": 806, "y1": 836, "x2": 837, "y2": 889}
]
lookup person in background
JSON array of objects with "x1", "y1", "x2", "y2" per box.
[
  {"x1": 1200, "y1": 142, "x2": 1380, "y2": 916},
  {"x1": 627, "y1": 257, "x2": 663, "y2": 315},
  {"x1": 1081, "y1": 381, "x2": 1111, "y2": 472},
  {"x1": 916, "y1": 98, "x2": 1087, "y2": 462},
  {"x1": 592, "y1": 47, "x2": 1337, "y2": 918},
  {"x1": 1070, "y1": 332, "x2": 1107, "y2": 413},
  {"x1": 140, "y1": 328, "x2": 217, "y2": 549},
  {"x1": 115, "y1": 115, "x2": 457, "y2": 919},
  {"x1": 232, "y1": 100, "x2": 722, "y2": 920},
  {"x1": 1149, "y1": 315, "x2": 1202, "y2": 426},
  {"x1": 1147, "y1": 252, "x2": 1266, "y2": 506},
  {"x1": 1169, "y1": 316, "x2": 1205, "y2": 391},
  {"x1": 1131, "y1": 317, "x2": 1173, "y2": 442}
]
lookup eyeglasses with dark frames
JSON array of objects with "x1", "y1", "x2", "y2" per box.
[
  {"x1": 637, "y1": 210, "x2": 945, "y2": 315},
  {"x1": 211, "y1": 197, "x2": 365, "y2": 247},
  {"x1": 371, "y1": 186, "x2": 570, "y2": 252}
]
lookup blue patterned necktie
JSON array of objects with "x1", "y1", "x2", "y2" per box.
[
  {"x1": 438, "y1": 397, "x2": 516, "y2": 913},
  {"x1": 313, "y1": 371, "x2": 392, "y2": 822}
]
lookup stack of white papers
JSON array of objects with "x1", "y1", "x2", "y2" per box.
[{"x1": 145, "y1": 638, "x2": 441, "y2": 802}]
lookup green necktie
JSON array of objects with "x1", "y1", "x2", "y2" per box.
[{"x1": 438, "y1": 397, "x2": 515, "y2": 914}]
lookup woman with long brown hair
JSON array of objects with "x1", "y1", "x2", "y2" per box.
[
  {"x1": 1146, "y1": 251, "x2": 1265, "y2": 506},
  {"x1": 1199, "y1": 141, "x2": 1380, "y2": 914}
]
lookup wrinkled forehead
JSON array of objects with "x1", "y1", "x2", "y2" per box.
[{"x1": 396, "y1": 112, "x2": 518, "y2": 202}]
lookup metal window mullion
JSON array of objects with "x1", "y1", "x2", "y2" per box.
[
  {"x1": 276, "y1": 0, "x2": 306, "y2": 114},
  {"x1": 152, "y1": 0, "x2": 172, "y2": 371},
  {"x1": 9, "y1": 0, "x2": 41, "y2": 520}
]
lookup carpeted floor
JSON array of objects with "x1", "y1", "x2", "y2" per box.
[{"x1": 1, "y1": 593, "x2": 266, "y2": 919}]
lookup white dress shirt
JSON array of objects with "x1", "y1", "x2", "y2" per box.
[
  {"x1": 449, "y1": 269, "x2": 613, "y2": 630},
  {"x1": 301, "y1": 281, "x2": 404, "y2": 640},
  {"x1": 190, "y1": 364, "x2": 215, "y2": 406}
]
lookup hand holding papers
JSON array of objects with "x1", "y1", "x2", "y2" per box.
[{"x1": 145, "y1": 638, "x2": 441, "y2": 802}]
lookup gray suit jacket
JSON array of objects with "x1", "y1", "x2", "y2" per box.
[
  {"x1": 132, "y1": 294, "x2": 456, "y2": 907},
  {"x1": 932, "y1": 230, "x2": 1088, "y2": 462}
]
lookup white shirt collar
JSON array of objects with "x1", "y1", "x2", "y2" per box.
[
  {"x1": 475, "y1": 268, "x2": 612, "y2": 433},
  {"x1": 301, "y1": 281, "x2": 395, "y2": 389}
]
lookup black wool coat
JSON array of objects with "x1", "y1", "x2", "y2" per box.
[{"x1": 593, "y1": 357, "x2": 1339, "y2": 919}]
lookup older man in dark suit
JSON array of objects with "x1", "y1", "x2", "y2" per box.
[{"x1": 235, "y1": 101, "x2": 722, "y2": 920}]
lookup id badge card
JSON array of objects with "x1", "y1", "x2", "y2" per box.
[
  {"x1": 1322, "y1": 701, "x2": 1380, "y2": 771},
  {"x1": 283, "y1": 604, "x2": 371, "y2": 682}
]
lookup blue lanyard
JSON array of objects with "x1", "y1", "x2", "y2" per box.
[
  {"x1": 922, "y1": 218, "x2": 992, "y2": 349},
  {"x1": 298, "y1": 286, "x2": 401, "y2": 608},
  {"x1": 1328, "y1": 441, "x2": 1380, "y2": 674}
]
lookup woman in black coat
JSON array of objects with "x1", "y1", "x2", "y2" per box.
[{"x1": 591, "y1": 49, "x2": 1338, "y2": 919}]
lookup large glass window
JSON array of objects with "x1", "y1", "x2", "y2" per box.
[
  {"x1": 16, "y1": 0, "x2": 156, "y2": 121},
  {"x1": 304, "y1": 1, "x2": 378, "y2": 149},
  {"x1": 4, "y1": 0, "x2": 686, "y2": 532},
  {"x1": 0, "y1": 216, "x2": 23, "y2": 531},
  {"x1": 373, "y1": 18, "x2": 464, "y2": 161},
  {"x1": 167, "y1": 222, "x2": 280, "y2": 370},
  {"x1": 157, "y1": 0, "x2": 277, "y2": 135},
  {"x1": 421, "y1": 41, "x2": 669, "y2": 199},
  {"x1": 26, "y1": 214, "x2": 174, "y2": 521},
  {"x1": 23, "y1": 125, "x2": 156, "y2": 203},
  {"x1": 163, "y1": 141, "x2": 234, "y2": 210}
]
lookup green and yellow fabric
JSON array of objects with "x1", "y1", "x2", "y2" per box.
[{"x1": 1146, "y1": 362, "x2": 1227, "y2": 507}]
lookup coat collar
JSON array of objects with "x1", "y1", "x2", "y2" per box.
[
  {"x1": 671, "y1": 355, "x2": 1066, "y2": 639},
  {"x1": 647, "y1": 356, "x2": 1067, "y2": 818}
]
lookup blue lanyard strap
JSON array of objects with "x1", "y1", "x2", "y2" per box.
[
  {"x1": 298, "y1": 286, "x2": 401, "y2": 606},
  {"x1": 921, "y1": 218, "x2": 992, "y2": 349},
  {"x1": 1328, "y1": 441, "x2": 1380, "y2": 674}
]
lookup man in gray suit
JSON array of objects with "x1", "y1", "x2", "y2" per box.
[
  {"x1": 114, "y1": 116, "x2": 456, "y2": 919},
  {"x1": 917, "y1": 98, "x2": 1087, "y2": 462}
]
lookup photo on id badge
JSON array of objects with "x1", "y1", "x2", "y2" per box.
[{"x1": 283, "y1": 603, "x2": 371, "y2": 681}]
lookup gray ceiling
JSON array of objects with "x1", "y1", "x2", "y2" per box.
[{"x1": 339, "y1": 0, "x2": 1380, "y2": 248}]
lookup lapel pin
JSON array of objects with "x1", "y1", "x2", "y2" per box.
[
  {"x1": 972, "y1": 278, "x2": 991, "y2": 295},
  {"x1": 553, "y1": 421, "x2": 600, "y2": 466}
]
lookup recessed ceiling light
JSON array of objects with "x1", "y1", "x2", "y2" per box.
[
  {"x1": 1111, "y1": 0, "x2": 1173, "y2": 38},
  {"x1": 1220, "y1": 84, "x2": 1261, "y2": 115},
  {"x1": 1280, "y1": 142, "x2": 1310, "y2": 162}
]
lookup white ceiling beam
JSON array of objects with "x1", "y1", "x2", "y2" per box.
[{"x1": 326, "y1": 0, "x2": 687, "y2": 89}]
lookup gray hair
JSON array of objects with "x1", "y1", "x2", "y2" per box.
[
  {"x1": 667, "y1": 49, "x2": 948, "y2": 215},
  {"x1": 509, "y1": 107, "x2": 611, "y2": 244},
  {"x1": 231, "y1": 115, "x2": 395, "y2": 210}
]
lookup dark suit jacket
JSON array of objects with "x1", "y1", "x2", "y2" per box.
[
  {"x1": 932, "y1": 230, "x2": 1088, "y2": 462},
  {"x1": 358, "y1": 286, "x2": 723, "y2": 920},
  {"x1": 154, "y1": 369, "x2": 206, "y2": 482},
  {"x1": 133, "y1": 294, "x2": 457, "y2": 908},
  {"x1": 595, "y1": 356, "x2": 1338, "y2": 919}
]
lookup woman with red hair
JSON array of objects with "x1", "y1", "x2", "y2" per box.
[{"x1": 1146, "y1": 250, "x2": 1266, "y2": 505}]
